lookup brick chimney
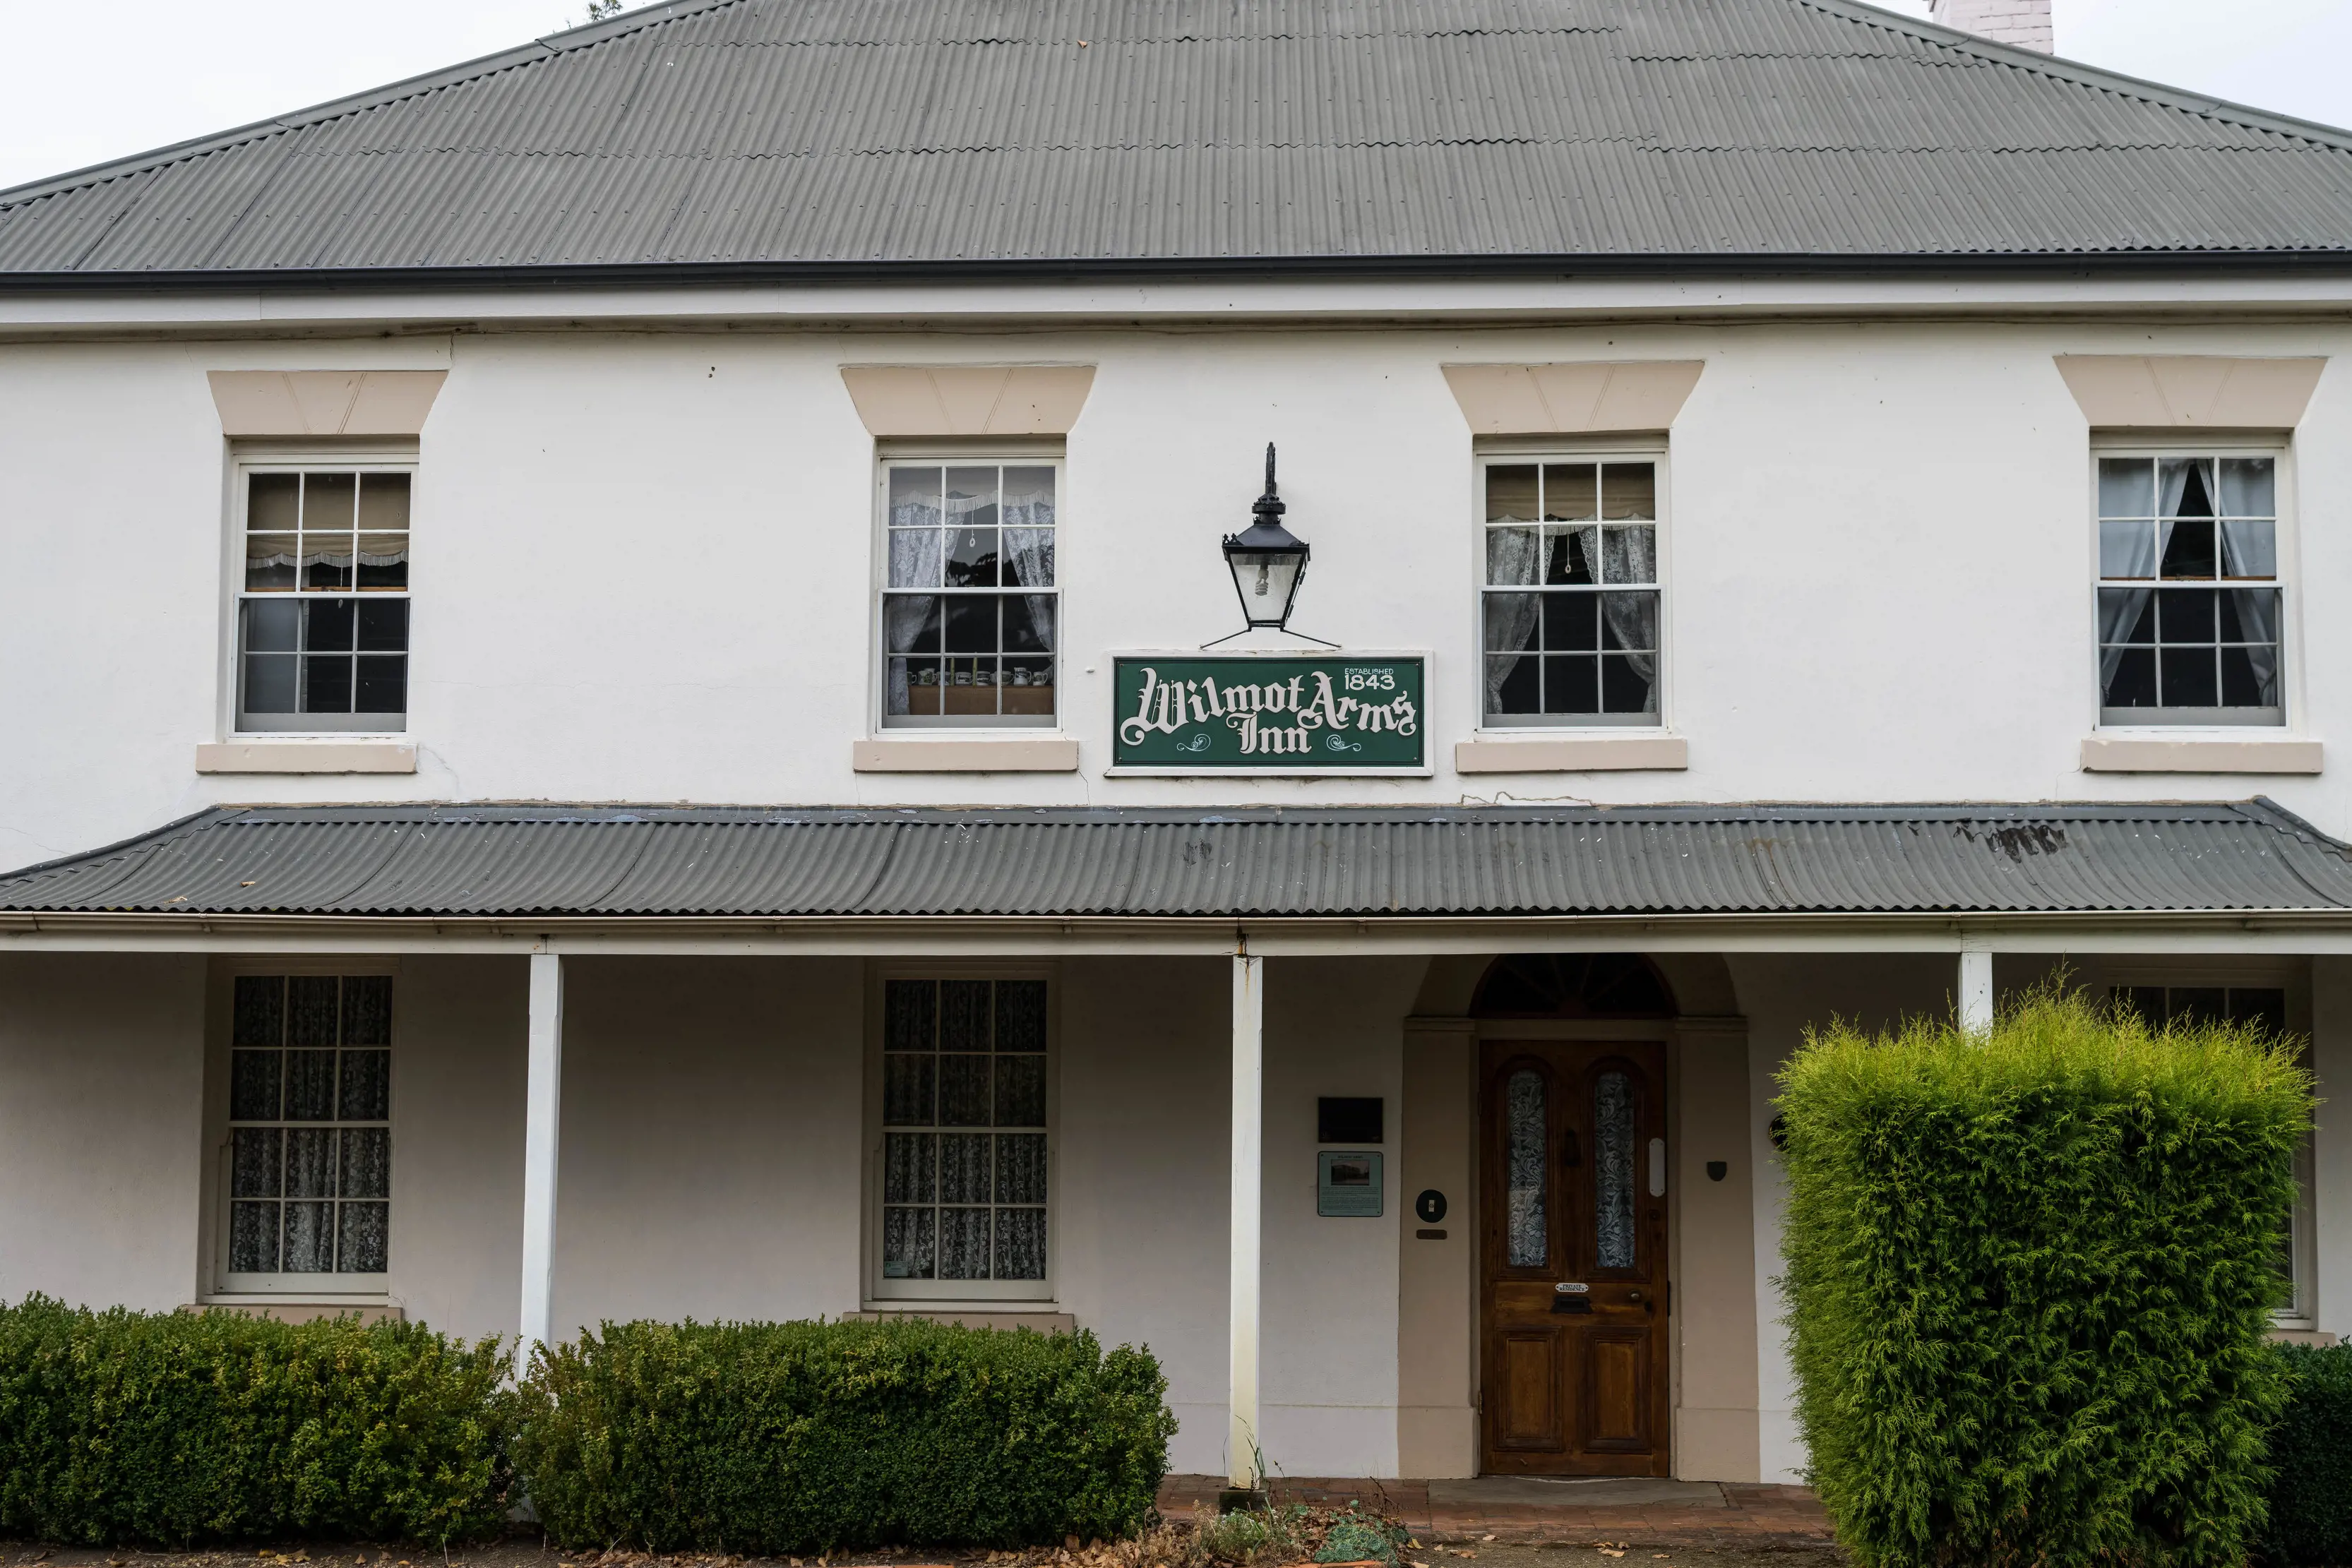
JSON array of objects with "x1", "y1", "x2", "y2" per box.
[{"x1": 1929, "y1": 0, "x2": 2053, "y2": 52}]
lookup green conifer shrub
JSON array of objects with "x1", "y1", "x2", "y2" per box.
[
  {"x1": 1777, "y1": 985, "x2": 2312, "y2": 1568},
  {"x1": 512, "y1": 1316, "x2": 1176, "y2": 1552},
  {"x1": 2263, "y1": 1342, "x2": 2352, "y2": 1564},
  {"x1": 0, "y1": 1297, "x2": 513, "y2": 1546}
]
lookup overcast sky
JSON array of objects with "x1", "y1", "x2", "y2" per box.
[{"x1": 3, "y1": 0, "x2": 2349, "y2": 193}]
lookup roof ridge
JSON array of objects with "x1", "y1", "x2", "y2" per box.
[
  {"x1": 0, "y1": 0, "x2": 749, "y2": 209},
  {"x1": 1797, "y1": 0, "x2": 2352, "y2": 155}
]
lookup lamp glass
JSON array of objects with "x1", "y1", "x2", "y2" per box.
[{"x1": 1226, "y1": 549, "x2": 1306, "y2": 628}]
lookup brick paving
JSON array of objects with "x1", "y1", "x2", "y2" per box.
[{"x1": 1156, "y1": 1477, "x2": 1835, "y2": 1549}]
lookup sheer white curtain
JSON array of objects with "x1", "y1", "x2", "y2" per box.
[
  {"x1": 1599, "y1": 528, "x2": 1659, "y2": 707},
  {"x1": 2223, "y1": 512, "x2": 2281, "y2": 697},
  {"x1": 2098, "y1": 461, "x2": 2190, "y2": 691},
  {"x1": 1483, "y1": 525, "x2": 1542, "y2": 712},
  {"x1": 1001, "y1": 474, "x2": 1056, "y2": 652}
]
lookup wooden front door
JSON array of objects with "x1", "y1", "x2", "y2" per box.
[{"x1": 1479, "y1": 1040, "x2": 1670, "y2": 1476}]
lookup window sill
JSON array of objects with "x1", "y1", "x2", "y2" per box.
[
  {"x1": 184, "y1": 1299, "x2": 402, "y2": 1324},
  {"x1": 854, "y1": 736, "x2": 1077, "y2": 772},
  {"x1": 852, "y1": 1307, "x2": 1074, "y2": 1331},
  {"x1": 1456, "y1": 734, "x2": 1688, "y2": 773},
  {"x1": 2079, "y1": 736, "x2": 2321, "y2": 774},
  {"x1": 198, "y1": 741, "x2": 417, "y2": 774},
  {"x1": 2269, "y1": 1327, "x2": 2339, "y2": 1347}
]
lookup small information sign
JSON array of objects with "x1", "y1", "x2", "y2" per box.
[
  {"x1": 1111, "y1": 653, "x2": 1428, "y2": 772},
  {"x1": 1318, "y1": 1151, "x2": 1385, "y2": 1218}
]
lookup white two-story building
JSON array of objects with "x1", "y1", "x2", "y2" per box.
[{"x1": 1, "y1": 0, "x2": 2346, "y2": 1490}]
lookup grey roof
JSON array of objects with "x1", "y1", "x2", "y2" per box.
[
  {"x1": 5, "y1": 801, "x2": 2351, "y2": 921},
  {"x1": 6, "y1": 0, "x2": 2352, "y2": 282}
]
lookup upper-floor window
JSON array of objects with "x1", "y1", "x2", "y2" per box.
[
  {"x1": 880, "y1": 460, "x2": 1058, "y2": 728},
  {"x1": 2096, "y1": 450, "x2": 2282, "y2": 726},
  {"x1": 1481, "y1": 456, "x2": 1661, "y2": 727},
  {"x1": 237, "y1": 461, "x2": 412, "y2": 733}
]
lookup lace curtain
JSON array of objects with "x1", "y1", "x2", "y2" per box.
[
  {"x1": 2098, "y1": 460, "x2": 2189, "y2": 690},
  {"x1": 1484, "y1": 525, "x2": 1542, "y2": 712},
  {"x1": 1601, "y1": 529, "x2": 1659, "y2": 707}
]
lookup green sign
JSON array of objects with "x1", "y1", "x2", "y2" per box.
[
  {"x1": 1318, "y1": 1151, "x2": 1385, "y2": 1218},
  {"x1": 1111, "y1": 653, "x2": 1428, "y2": 770}
]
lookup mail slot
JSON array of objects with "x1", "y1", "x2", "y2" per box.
[{"x1": 1553, "y1": 1281, "x2": 1592, "y2": 1315}]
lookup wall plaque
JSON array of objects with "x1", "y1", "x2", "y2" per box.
[
  {"x1": 1110, "y1": 653, "x2": 1428, "y2": 772},
  {"x1": 1318, "y1": 1151, "x2": 1384, "y2": 1218}
]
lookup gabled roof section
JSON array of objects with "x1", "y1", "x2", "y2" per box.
[
  {"x1": 4, "y1": 0, "x2": 2352, "y2": 282},
  {"x1": 5, "y1": 801, "x2": 2351, "y2": 920}
]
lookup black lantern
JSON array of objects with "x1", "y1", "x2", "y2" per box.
[{"x1": 1222, "y1": 444, "x2": 1311, "y2": 631}]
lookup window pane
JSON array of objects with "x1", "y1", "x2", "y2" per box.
[
  {"x1": 354, "y1": 658, "x2": 407, "y2": 715},
  {"x1": 1005, "y1": 595, "x2": 1054, "y2": 655},
  {"x1": 231, "y1": 1202, "x2": 280, "y2": 1272},
  {"x1": 1003, "y1": 466, "x2": 1056, "y2": 525},
  {"x1": 2099, "y1": 458, "x2": 2151, "y2": 518},
  {"x1": 944, "y1": 597, "x2": 998, "y2": 654},
  {"x1": 2100, "y1": 519, "x2": 2155, "y2": 579},
  {"x1": 941, "y1": 981, "x2": 991, "y2": 1050},
  {"x1": 996, "y1": 981, "x2": 1048, "y2": 1052},
  {"x1": 2161, "y1": 457, "x2": 2214, "y2": 517},
  {"x1": 244, "y1": 599, "x2": 299, "y2": 654},
  {"x1": 2159, "y1": 647, "x2": 2219, "y2": 707},
  {"x1": 884, "y1": 1132, "x2": 935, "y2": 1203},
  {"x1": 2098, "y1": 587, "x2": 2154, "y2": 645},
  {"x1": 1486, "y1": 465, "x2": 1538, "y2": 522},
  {"x1": 1484, "y1": 592, "x2": 1541, "y2": 653},
  {"x1": 996, "y1": 1207, "x2": 1046, "y2": 1281},
  {"x1": 1486, "y1": 653, "x2": 1537, "y2": 715},
  {"x1": 1486, "y1": 527, "x2": 1539, "y2": 585},
  {"x1": 288, "y1": 977, "x2": 340, "y2": 1045},
  {"x1": 2113, "y1": 985, "x2": 2166, "y2": 1023},
  {"x1": 1542, "y1": 463, "x2": 1597, "y2": 520},
  {"x1": 997, "y1": 1132, "x2": 1048, "y2": 1204},
  {"x1": 285, "y1": 1051, "x2": 338, "y2": 1121},
  {"x1": 340, "y1": 1127, "x2": 390, "y2": 1199},
  {"x1": 1601, "y1": 525, "x2": 1655, "y2": 585},
  {"x1": 2220, "y1": 520, "x2": 2276, "y2": 579},
  {"x1": 939, "y1": 1133, "x2": 991, "y2": 1203},
  {"x1": 338, "y1": 1202, "x2": 388, "y2": 1274},
  {"x1": 1003, "y1": 529, "x2": 1054, "y2": 590},
  {"x1": 938, "y1": 1207, "x2": 992, "y2": 1280},
  {"x1": 1505, "y1": 1069, "x2": 1546, "y2": 1268},
  {"x1": 1601, "y1": 463, "x2": 1656, "y2": 520},
  {"x1": 882, "y1": 1207, "x2": 934, "y2": 1279},
  {"x1": 2220, "y1": 645, "x2": 2280, "y2": 708},
  {"x1": 883, "y1": 594, "x2": 942, "y2": 655},
  {"x1": 246, "y1": 534, "x2": 299, "y2": 592},
  {"x1": 357, "y1": 472, "x2": 412, "y2": 530},
  {"x1": 946, "y1": 519, "x2": 999, "y2": 587},
  {"x1": 939, "y1": 1055, "x2": 991, "y2": 1126},
  {"x1": 996, "y1": 1053, "x2": 1046, "y2": 1127},
  {"x1": 2158, "y1": 588, "x2": 2216, "y2": 642},
  {"x1": 357, "y1": 599, "x2": 409, "y2": 652},
  {"x1": 889, "y1": 466, "x2": 944, "y2": 527},
  {"x1": 231, "y1": 1050, "x2": 281, "y2": 1120},
  {"x1": 884, "y1": 981, "x2": 935, "y2": 1051},
  {"x1": 2160, "y1": 518, "x2": 2216, "y2": 579},
  {"x1": 339, "y1": 1049, "x2": 390, "y2": 1120},
  {"x1": 302, "y1": 598, "x2": 353, "y2": 653},
  {"x1": 1601, "y1": 654, "x2": 1657, "y2": 714},
  {"x1": 303, "y1": 656, "x2": 354, "y2": 715},
  {"x1": 232, "y1": 976, "x2": 285, "y2": 1047},
  {"x1": 304, "y1": 472, "x2": 357, "y2": 529},
  {"x1": 1544, "y1": 655, "x2": 1599, "y2": 714},
  {"x1": 232, "y1": 1127, "x2": 282, "y2": 1198},
  {"x1": 2220, "y1": 457, "x2": 2274, "y2": 517},
  {"x1": 888, "y1": 528, "x2": 943, "y2": 589},
  {"x1": 1594, "y1": 1070, "x2": 1636, "y2": 1270},
  {"x1": 889, "y1": 660, "x2": 943, "y2": 716},
  {"x1": 1543, "y1": 593, "x2": 1599, "y2": 652},
  {"x1": 286, "y1": 1127, "x2": 336, "y2": 1197},
  {"x1": 1545, "y1": 525, "x2": 1596, "y2": 585},
  {"x1": 2229, "y1": 988, "x2": 2288, "y2": 1034},
  {"x1": 2171, "y1": 987, "x2": 2227, "y2": 1025},
  {"x1": 2103, "y1": 647, "x2": 2156, "y2": 707},
  {"x1": 1601, "y1": 591, "x2": 1659, "y2": 653},
  {"x1": 283, "y1": 1202, "x2": 334, "y2": 1272},
  {"x1": 883, "y1": 1053, "x2": 935, "y2": 1125},
  {"x1": 304, "y1": 533, "x2": 356, "y2": 592},
  {"x1": 249, "y1": 472, "x2": 301, "y2": 532},
  {"x1": 1003, "y1": 658, "x2": 1055, "y2": 712},
  {"x1": 342, "y1": 976, "x2": 392, "y2": 1046}
]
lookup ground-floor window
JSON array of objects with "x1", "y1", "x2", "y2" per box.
[
  {"x1": 222, "y1": 974, "x2": 392, "y2": 1289},
  {"x1": 873, "y1": 976, "x2": 1051, "y2": 1299}
]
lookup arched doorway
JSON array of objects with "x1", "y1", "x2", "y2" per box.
[{"x1": 1472, "y1": 954, "x2": 1674, "y2": 1477}]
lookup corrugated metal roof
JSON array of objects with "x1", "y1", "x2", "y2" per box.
[
  {"x1": 4, "y1": 0, "x2": 2351, "y2": 278},
  {"x1": 6, "y1": 801, "x2": 2350, "y2": 919}
]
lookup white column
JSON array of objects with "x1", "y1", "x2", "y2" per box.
[
  {"x1": 519, "y1": 950, "x2": 566, "y2": 1360},
  {"x1": 1959, "y1": 949, "x2": 1994, "y2": 1033},
  {"x1": 1229, "y1": 951, "x2": 1265, "y2": 1490}
]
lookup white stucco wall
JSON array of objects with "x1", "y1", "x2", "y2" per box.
[
  {"x1": 0, "y1": 953, "x2": 208, "y2": 1311},
  {"x1": 1, "y1": 313, "x2": 2349, "y2": 869}
]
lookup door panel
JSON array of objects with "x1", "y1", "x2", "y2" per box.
[{"x1": 1479, "y1": 1039, "x2": 1669, "y2": 1476}]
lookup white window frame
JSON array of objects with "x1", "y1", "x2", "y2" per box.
[
  {"x1": 863, "y1": 964, "x2": 1059, "y2": 1306},
  {"x1": 871, "y1": 445, "x2": 1065, "y2": 734},
  {"x1": 2089, "y1": 437, "x2": 2294, "y2": 731},
  {"x1": 205, "y1": 959, "x2": 398, "y2": 1302},
  {"x1": 226, "y1": 445, "x2": 417, "y2": 738},
  {"x1": 2099, "y1": 962, "x2": 2317, "y2": 1329},
  {"x1": 1474, "y1": 441, "x2": 1670, "y2": 731}
]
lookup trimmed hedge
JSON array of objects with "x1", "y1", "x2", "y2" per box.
[
  {"x1": 512, "y1": 1317, "x2": 1176, "y2": 1553},
  {"x1": 0, "y1": 1296, "x2": 513, "y2": 1547},
  {"x1": 1777, "y1": 986, "x2": 2312, "y2": 1568},
  {"x1": 2265, "y1": 1342, "x2": 2352, "y2": 1565}
]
